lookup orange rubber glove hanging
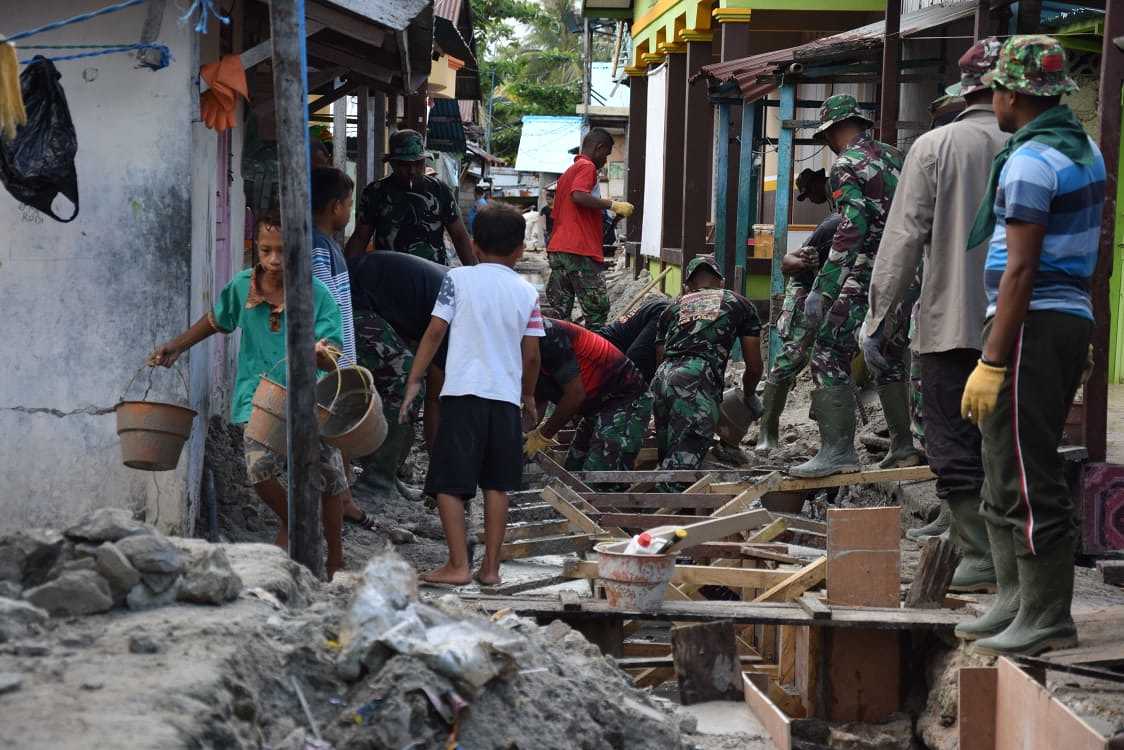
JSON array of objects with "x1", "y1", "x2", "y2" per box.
[
  {"x1": 0, "y1": 39, "x2": 27, "y2": 141},
  {"x1": 199, "y1": 54, "x2": 247, "y2": 132}
]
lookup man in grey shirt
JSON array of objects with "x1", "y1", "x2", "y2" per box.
[{"x1": 861, "y1": 39, "x2": 1010, "y2": 592}]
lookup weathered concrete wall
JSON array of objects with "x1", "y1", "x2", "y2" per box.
[{"x1": 0, "y1": 2, "x2": 233, "y2": 533}]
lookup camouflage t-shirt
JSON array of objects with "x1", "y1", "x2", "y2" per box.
[
  {"x1": 656, "y1": 289, "x2": 762, "y2": 390},
  {"x1": 357, "y1": 174, "x2": 460, "y2": 265}
]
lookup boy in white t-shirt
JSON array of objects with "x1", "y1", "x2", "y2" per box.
[{"x1": 401, "y1": 203, "x2": 544, "y2": 586}]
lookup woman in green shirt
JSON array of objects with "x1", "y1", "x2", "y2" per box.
[{"x1": 150, "y1": 212, "x2": 348, "y2": 577}]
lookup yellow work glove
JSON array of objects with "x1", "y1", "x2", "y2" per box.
[
  {"x1": 961, "y1": 360, "x2": 1007, "y2": 425},
  {"x1": 610, "y1": 200, "x2": 635, "y2": 218},
  {"x1": 523, "y1": 429, "x2": 558, "y2": 458}
]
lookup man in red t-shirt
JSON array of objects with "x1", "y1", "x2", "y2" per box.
[
  {"x1": 525, "y1": 318, "x2": 651, "y2": 471},
  {"x1": 545, "y1": 128, "x2": 634, "y2": 327}
]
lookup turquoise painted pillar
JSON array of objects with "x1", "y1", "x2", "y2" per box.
[
  {"x1": 735, "y1": 100, "x2": 757, "y2": 296},
  {"x1": 769, "y1": 82, "x2": 796, "y2": 369},
  {"x1": 714, "y1": 101, "x2": 731, "y2": 271}
]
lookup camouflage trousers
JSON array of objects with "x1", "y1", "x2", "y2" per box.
[
  {"x1": 545, "y1": 251, "x2": 610, "y2": 327},
  {"x1": 809, "y1": 279, "x2": 868, "y2": 388},
  {"x1": 353, "y1": 309, "x2": 424, "y2": 423},
  {"x1": 910, "y1": 353, "x2": 925, "y2": 449},
  {"x1": 767, "y1": 281, "x2": 816, "y2": 384},
  {"x1": 651, "y1": 359, "x2": 721, "y2": 471},
  {"x1": 564, "y1": 392, "x2": 654, "y2": 472},
  {"x1": 875, "y1": 273, "x2": 924, "y2": 448}
]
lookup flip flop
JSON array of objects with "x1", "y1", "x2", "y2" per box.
[{"x1": 344, "y1": 511, "x2": 377, "y2": 532}]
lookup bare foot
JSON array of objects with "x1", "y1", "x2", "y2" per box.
[
  {"x1": 473, "y1": 567, "x2": 502, "y2": 586},
  {"x1": 422, "y1": 564, "x2": 472, "y2": 586}
]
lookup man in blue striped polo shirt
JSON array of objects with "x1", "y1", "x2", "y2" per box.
[{"x1": 959, "y1": 35, "x2": 1105, "y2": 656}]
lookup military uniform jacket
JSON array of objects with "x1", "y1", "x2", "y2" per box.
[
  {"x1": 357, "y1": 174, "x2": 460, "y2": 265},
  {"x1": 811, "y1": 133, "x2": 903, "y2": 302},
  {"x1": 656, "y1": 289, "x2": 762, "y2": 393}
]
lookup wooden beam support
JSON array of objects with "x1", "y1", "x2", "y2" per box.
[
  {"x1": 499, "y1": 534, "x2": 594, "y2": 561},
  {"x1": 709, "y1": 465, "x2": 934, "y2": 494},
  {"x1": 562, "y1": 559, "x2": 797, "y2": 589},
  {"x1": 542, "y1": 483, "x2": 607, "y2": 536},
  {"x1": 754, "y1": 558, "x2": 827, "y2": 603},
  {"x1": 878, "y1": 0, "x2": 900, "y2": 146}
]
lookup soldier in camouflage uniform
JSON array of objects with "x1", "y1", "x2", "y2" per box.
[
  {"x1": 345, "y1": 130, "x2": 477, "y2": 267},
  {"x1": 652, "y1": 256, "x2": 763, "y2": 474},
  {"x1": 790, "y1": 94, "x2": 904, "y2": 478},
  {"x1": 757, "y1": 168, "x2": 840, "y2": 454},
  {"x1": 529, "y1": 318, "x2": 651, "y2": 472}
]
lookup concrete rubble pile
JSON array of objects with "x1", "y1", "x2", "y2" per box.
[{"x1": 0, "y1": 508, "x2": 243, "y2": 626}]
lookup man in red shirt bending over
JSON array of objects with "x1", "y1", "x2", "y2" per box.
[{"x1": 545, "y1": 128, "x2": 634, "y2": 327}]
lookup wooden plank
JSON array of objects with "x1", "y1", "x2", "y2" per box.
[
  {"x1": 582, "y1": 493, "x2": 734, "y2": 509},
  {"x1": 543, "y1": 484, "x2": 606, "y2": 536},
  {"x1": 1097, "y1": 559, "x2": 1124, "y2": 586},
  {"x1": 573, "y1": 470, "x2": 754, "y2": 483},
  {"x1": 905, "y1": 536, "x2": 961, "y2": 609},
  {"x1": 713, "y1": 472, "x2": 784, "y2": 516},
  {"x1": 535, "y1": 453, "x2": 594, "y2": 493},
  {"x1": 958, "y1": 667, "x2": 997, "y2": 750},
  {"x1": 655, "y1": 509, "x2": 783, "y2": 553},
  {"x1": 592, "y1": 512, "x2": 712, "y2": 529},
  {"x1": 769, "y1": 680, "x2": 806, "y2": 718},
  {"x1": 777, "y1": 625, "x2": 798, "y2": 685},
  {"x1": 826, "y1": 507, "x2": 901, "y2": 608},
  {"x1": 795, "y1": 625, "x2": 822, "y2": 717},
  {"x1": 754, "y1": 558, "x2": 827, "y2": 603},
  {"x1": 826, "y1": 629, "x2": 901, "y2": 722},
  {"x1": 549, "y1": 481, "x2": 627, "y2": 538},
  {"x1": 622, "y1": 641, "x2": 671, "y2": 657},
  {"x1": 562, "y1": 559, "x2": 796, "y2": 589},
  {"x1": 499, "y1": 534, "x2": 594, "y2": 561},
  {"x1": 743, "y1": 673, "x2": 792, "y2": 750},
  {"x1": 994, "y1": 657, "x2": 1112, "y2": 750},
  {"x1": 671, "y1": 621, "x2": 744, "y2": 704},
  {"x1": 507, "y1": 504, "x2": 561, "y2": 523},
  {"x1": 633, "y1": 666, "x2": 676, "y2": 688},
  {"x1": 747, "y1": 518, "x2": 788, "y2": 544},
  {"x1": 1014, "y1": 656, "x2": 1124, "y2": 685},
  {"x1": 618, "y1": 653, "x2": 762, "y2": 669},
  {"x1": 480, "y1": 575, "x2": 571, "y2": 596},
  {"x1": 455, "y1": 593, "x2": 968, "y2": 629},
  {"x1": 709, "y1": 465, "x2": 935, "y2": 494},
  {"x1": 798, "y1": 594, "x2": 831, "y2": 621}
]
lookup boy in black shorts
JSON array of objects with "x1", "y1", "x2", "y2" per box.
[{"x1": 401, "y1": 203, "x2": 544, "y2": 585}]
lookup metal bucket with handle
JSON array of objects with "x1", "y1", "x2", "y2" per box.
[{"x1": 115, "y1": 364, "x2": 197, "y2": 471}]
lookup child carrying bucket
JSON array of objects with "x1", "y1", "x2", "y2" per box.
[{"x1": 149, "y1": 210, "x2": 348, "y2": 578}]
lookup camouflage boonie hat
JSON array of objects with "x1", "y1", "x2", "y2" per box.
[
  {"x1": 945, "y1": 36, "x2": 1003, "y2": 98},
  {"x1": 385, "y1": 129, "x2": 428, "y2": 162},
  {"x1": 813, "y1": 94, "x2": 874, "y2": 140},
  {"x1": 685, "y1": 254, "x2": 724, "y2": 281},
  {"x1": 984, "y1": 34, "x2": 1078, "y2": 96}
]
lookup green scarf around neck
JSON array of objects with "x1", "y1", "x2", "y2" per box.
[{"x1": 966, "y1": 105, "x2": 1094, "y2": 249}]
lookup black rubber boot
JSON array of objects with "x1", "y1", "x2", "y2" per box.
[
  {"x1": 973, "y1": 536, "x2": 1078, "y2": 656},
  {"x1": 956, "y1": 521, "x2": 1019, "y2": 641},
  {"x1": 789, "y1": 386, "x2": 861, "y2": 478},
  {"x1": 947, "y1": 493, "x2": 997, "y2": 593},
  {"x1": 905, "y1": 504, "x2": 951, "y2": 541},
  {"x1": 876, "y1": 382, "x2": 924, "y2": 469},
  {"x1": 754, "y1": 379, "x2": 792, "y2": 455},
  {"x1": 356, "y1": 421, "x2": 413, "y2": 498}
]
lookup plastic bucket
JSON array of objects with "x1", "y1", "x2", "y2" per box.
[
  {"x1": 594, "y1": 542, "x2": 675, "y2": 611},
  {"x1": 115, "y1": 401, "x2": 197, "y2": 471},
  {"x1": 717, "y1": 387, "x2": 753, "y2": 447},
  {"x1": 316, "y1": 365, "x2": 388, "y2": 458},
  {"x1": 245, "y1": 377, "x2": 331, "y2": 454}
]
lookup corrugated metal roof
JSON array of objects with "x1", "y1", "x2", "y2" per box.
[
  {"x1": 695, "y1": 1, "x2": 977, "y2": 100},
  {"x1": 434, "y1": 0, "x2": 463, "y2": 22},
  {"x1": 321, "y1": 0, "x2": 432, "y2": 31}
]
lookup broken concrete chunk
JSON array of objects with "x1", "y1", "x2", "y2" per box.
[
  {"x1": 829, "y1": 714, "x2": 913, "y2": 750},
  {"x1": 128, "y1": 635, "x2": 161, "y2": 654},
  {"x1": 126, "y1": 579, "x2": 180, "y2": 611},
  {"x1": 23, "y1": 570, "x2": 114, "y2": 616},
  {"x1": 141, "y1": 573, "x2": 180, "y2": 594},
  {"x1": 388, "y1": 527, "x2": 417, "y2": 545},
  {"x1": 177, "y1": 548, "x2": 242, "y2": 605},
  {"x1": 115, "y1": 534, "x2": 184, "y2": 575},
  {"x1": 0, "y1": 529, "x2": 66, "y2": 587},
  {"x1": 0, "y1": 596, "x2": 49, "y2": 643},
  {"x1": 64, "y1": 508, "x2": 152, "y2": 544},
  {"x1": 0, "y1": 672, "x2": 23, "y2": 694},
  {"x1": 95, "y1": 543, "x2": 141, "y2": 594},
  {"x1": 47, "y1": 556, "x2": 98, "y2": 580}
]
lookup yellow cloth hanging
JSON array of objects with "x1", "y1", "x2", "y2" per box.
[{"x1": 0, "y1": 38, "x2": 27, "y2": 141}]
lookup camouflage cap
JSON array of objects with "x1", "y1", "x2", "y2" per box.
[
  {"x1": 685, "y1": 254, "x2": 724, "y2": 281},
  {"x1": 813, "y1": 94, "x2": 874, "y2": 140},
  {"x1": 945, "y1": 36, "x2": 1003, "y2": 98},
  {"x1": 983, "y1": 34, "x2": 1078, "y2": 97},
  {"x1": 385, "y1": 129, "x2": 428, "y2": 162}
]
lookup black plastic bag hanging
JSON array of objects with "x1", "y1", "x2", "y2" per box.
[{"x1": 0, "y1": 57, "x2": 78, "y2": 222}]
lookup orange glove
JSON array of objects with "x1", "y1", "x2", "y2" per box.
[{"x1": 199, "y1": 54, "x2": 248, "y2": 132}]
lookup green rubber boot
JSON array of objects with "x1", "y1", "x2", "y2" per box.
[
  {"x1": 905, "y1": 504, "x2": 951, "y2": 541},
  {"x1": 973, "y1": 537, "x2": 1078, "y2": 656},
  {"x1": 955, "y1": 522, "x2": 1020, "y2": 640},
  {"x1": 789, "y1": 386, "x2": 861, "y2": 478},
  {"x1": 754, "y1": 379, "x2": 792, "y2": 455},
  {"x1": 947, "y1": 493, "x2": 997, "y2": 593},
  {"x1": 876, "y1": 382, "x2": 924, "y2": 469},
  {"x1": 356, "y1": 420, "x2": 414, "y2": 498}
]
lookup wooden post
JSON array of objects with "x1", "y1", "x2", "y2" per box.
[
  {"x1": 905, "y1": 536, "x2": 962, "y2": 609},
  {"x1": 268, "y1": 0, "x2": 323, "y2": 577},
  {"x1": 661, "y1": 46, "x2": 687, "y2": 256},
  {"x1": 770, "y1": 82, "x2": 796, "y2": 370},
  {"x1": 356, "y1": 86, "x2": 371, "y2": 190},
  {"x1": 332, "y1": 96, "x2": 347, "y2": 171},
  {"x1": 372, "y1": 91, "x2": 386, "y2": 180},
  {"x1": 1087, "y1": 0, "x2": 1122, "y2": 463},
  {"x1": 879, "y1": 0, "x2": 900, "y2": 147},
  {"x1": 735, "y1": 100, "x2": 758, "y2": 296},
  {"x1": 624, "y1": 69, "x2": 648, "y2": 258},
  {"x1": 1016, "y1": 0, "x2": 1041, "y2": 34},
  {"x1": 974, "y1": 0, "x2": 1009, "y2": 40},
  {"x1": 681, "y1": 33, "x2": 714, "y2": 268},
  {"x1": 715, "y1": 10, "x2": 751, "y2": 274},
  {"x1": 713, "y1": 101, "x2": 731, "y2": 273}
]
